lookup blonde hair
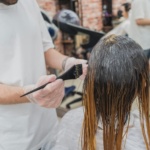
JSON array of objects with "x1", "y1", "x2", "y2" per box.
[{"x1": 82, "y1": 35, "x2": 150, "y2": 150}]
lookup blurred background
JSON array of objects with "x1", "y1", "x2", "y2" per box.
[{"x1": 37, "y1": 0, "x2": 129, "y2": 55}]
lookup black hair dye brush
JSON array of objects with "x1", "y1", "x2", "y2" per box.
[{"x1": 20, "y1": 64, "x2": 82, "y2": 97}]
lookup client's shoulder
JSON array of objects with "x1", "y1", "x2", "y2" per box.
[
  {"x1": 62, "y1": 106, "x2": 84, "y2": 121},
  {"x1": 60, "y1": 107, "x2": 84, "y2": 128}
]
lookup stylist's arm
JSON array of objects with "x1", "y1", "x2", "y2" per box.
[
  {"x1": 24, "y1": 48, "x2": 69, "y2": 108},
  {"x1": 24, "y1": 48, "x2": 87, "y2": 108}
]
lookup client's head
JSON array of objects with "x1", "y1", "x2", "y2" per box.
[{"x1": 82, "y1": 35, "x2": 150, "y2": 150}]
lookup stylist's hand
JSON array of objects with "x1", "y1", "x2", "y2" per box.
[
  {"x1": 24, "y1": 75, "x2": 64, "y2": 108},
  {"x1": 63, "y1": 57, "x2": 88, "y2": 80}
]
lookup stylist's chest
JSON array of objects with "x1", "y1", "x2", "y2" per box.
[{"x1": 0, "y1": 11, "x2": 40, "y2": 49}]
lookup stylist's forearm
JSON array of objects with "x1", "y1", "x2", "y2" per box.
[
  {"x1": 44, "y1": 48, "x2": 68, "y2": 70},
  {"x1": 136, "y1": 19, "x2": 150, "y2": 25},
  {"x1": 0, "y1": 84, "x2": 29, "y2": 104}
]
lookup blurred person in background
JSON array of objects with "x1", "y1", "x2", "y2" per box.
[
  {"x1": 52, "y1": 35, "x2": 150, "y2": 150},
  {"x1": 105, "y1": 2, "x2": 131, "y2": 37},
  {"x1": 129, "y1": 0, "x2": 150, "y2": 60},
  {"x1": 0, "y1": 0, "x2": 87, "y2": 150}
]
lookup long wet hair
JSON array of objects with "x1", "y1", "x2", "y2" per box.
[{"x1": 82, "y1": 35, "x2": 150, "y2": 150}]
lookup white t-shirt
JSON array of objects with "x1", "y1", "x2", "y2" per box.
[
  {"x1": 0, "y1": 1, "x2": 58, "y2": 150},
  {"x1": 105, "y1": 19, "x2": 130, "y2": 37},
  {"x1": 129, "y1": 0, "x2": 150, "y2": 50},
  {"x1": 52, "y1": 107, "x2": 146, "y2": 150}
]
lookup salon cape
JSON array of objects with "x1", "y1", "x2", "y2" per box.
[
  {"x1": 52, "y1": 107, "x2": 146, "y2": 150},
  {"x1": 0, "y1": 0, "x2": 58, "y2": 150}
]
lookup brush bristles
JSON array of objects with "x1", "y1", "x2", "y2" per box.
[
  {"x1": 75, "y1": 64, "x2": 82, "y2": 79},
  {"x1": 58, "y1": 64, "x2": 83, "y2": 80}
]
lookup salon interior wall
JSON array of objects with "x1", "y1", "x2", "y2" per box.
[
  {"x1": 36, "y1": 0, "x2": 58, "y2": 17},
  {"x1": 37, "y1": 0, "x2": 127, "y2": 32},
  {"x1": 79, "y1": 0, "x2": 103, "y2": 31}
]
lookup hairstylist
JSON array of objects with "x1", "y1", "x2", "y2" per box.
[{"x1": 0, "y1": 0, "x2": 87, "y2": 150}]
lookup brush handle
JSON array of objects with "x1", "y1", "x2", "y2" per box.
[
  {"x1": 20, "y1": 82, "x2": 51, "y2": 97},
  {"x1": 20, "y1": 64, "x2": 82, "y2": 97},
  {"x1": 20, "y1": 73, "x2": 70, "y2": 97},
  {"x1": 21, "y1": 73, "x2": 71, "y2": 97},
  {"x1": 57, "y1": 71, "x2": 72, "y2": 81}
]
